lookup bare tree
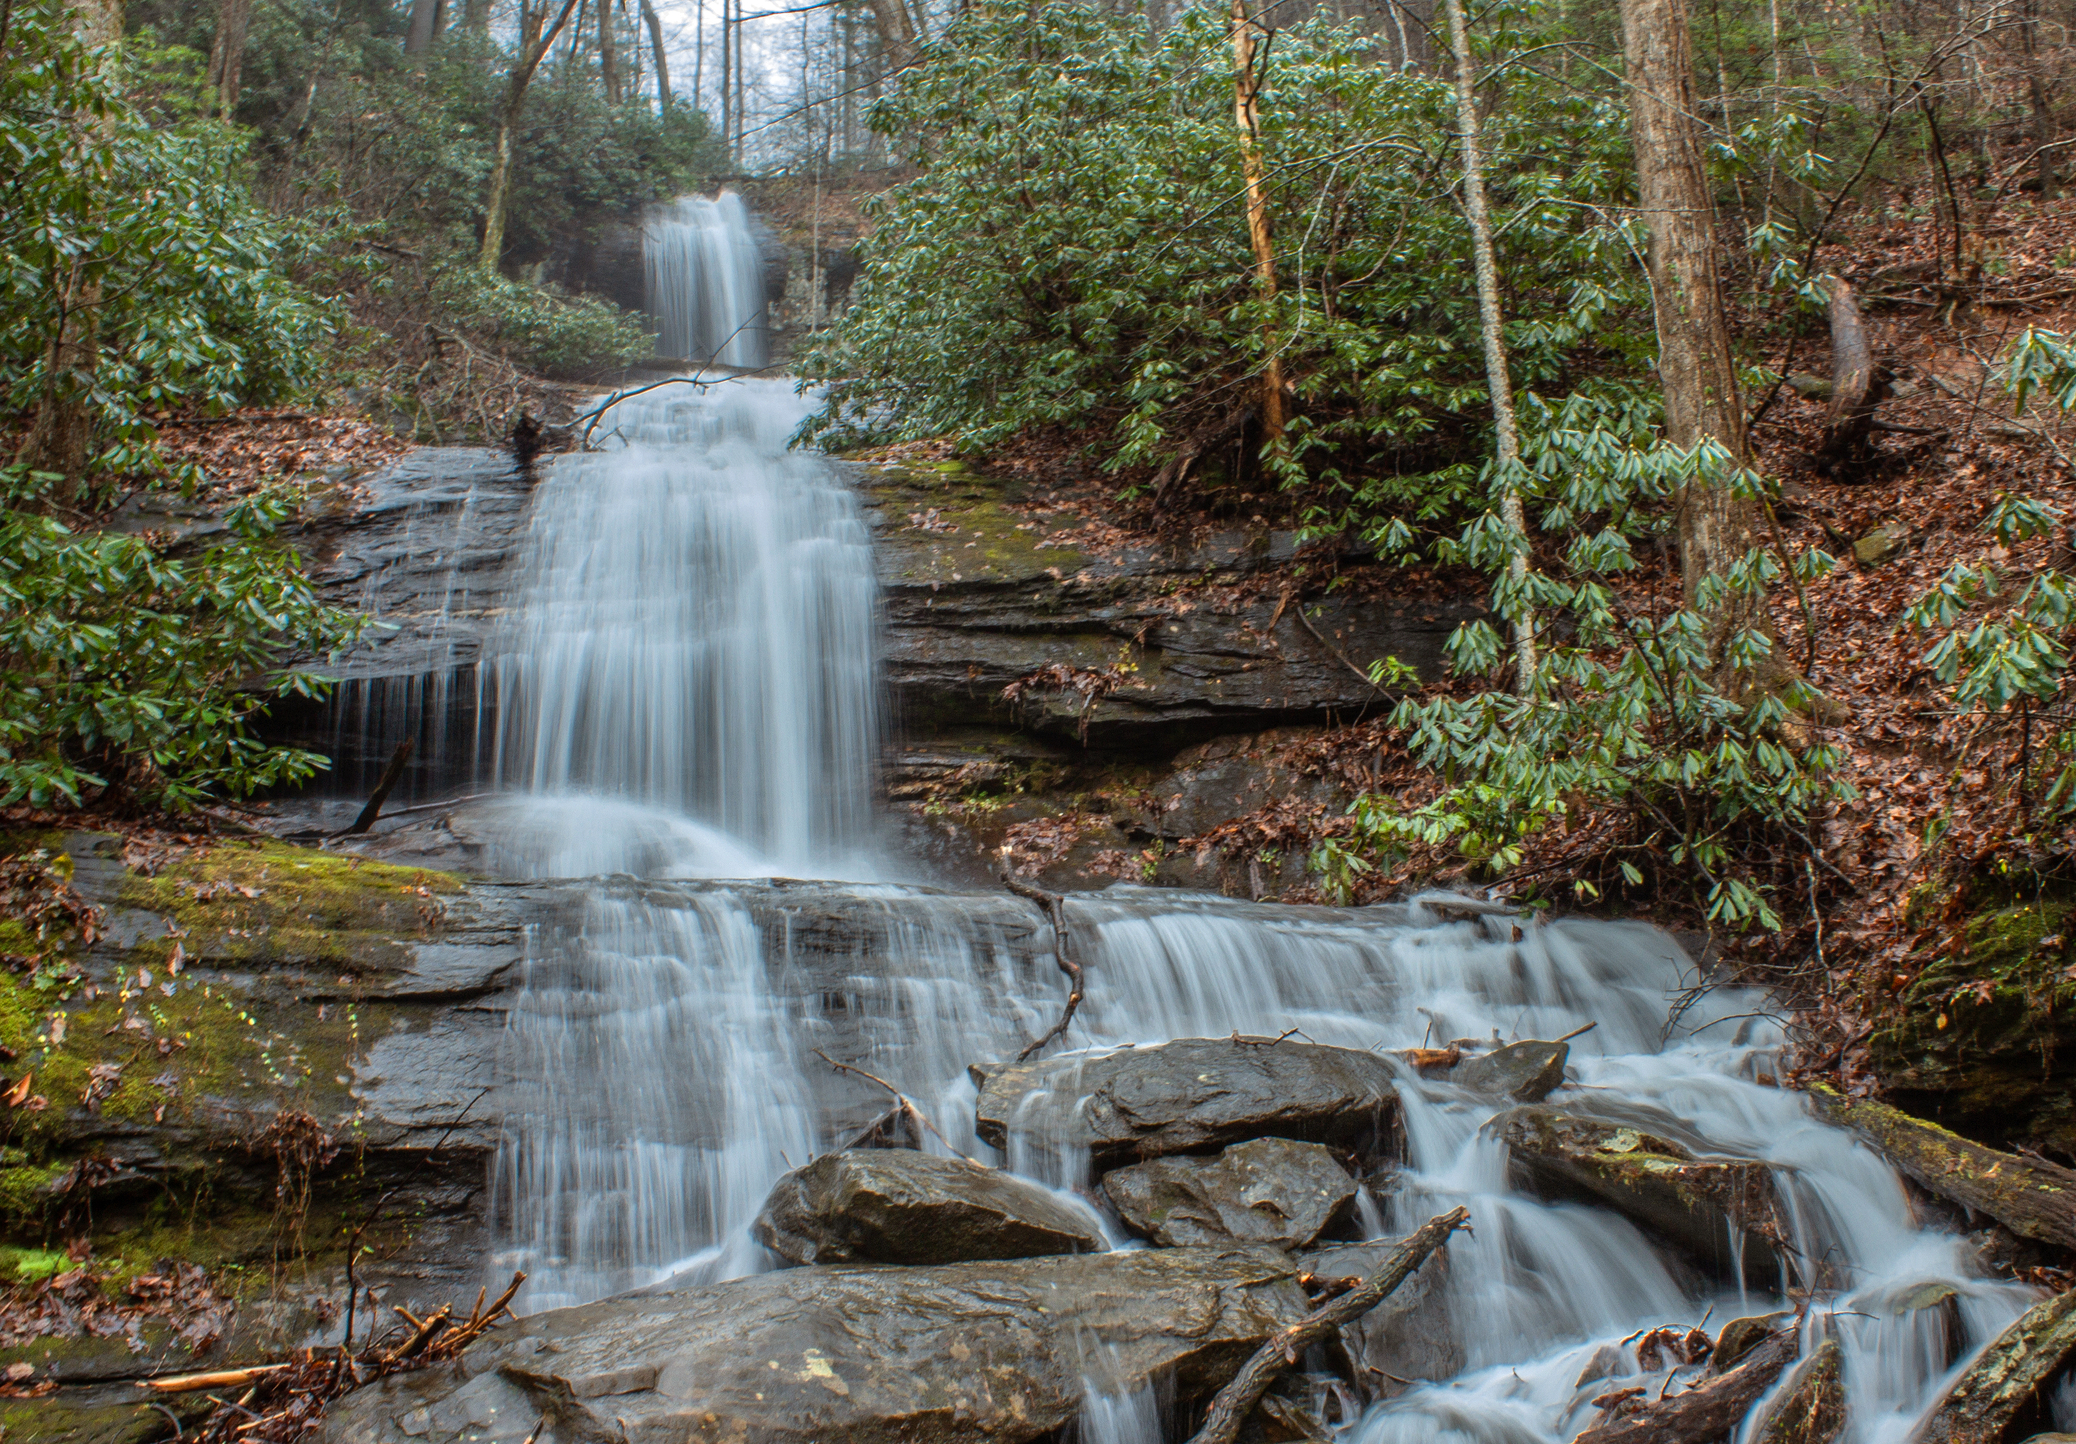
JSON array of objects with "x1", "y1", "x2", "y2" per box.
[
  {"x1": 405, "y1": 0, "x2": 440, "y2": 54},
  {"x1": 1230, "y1": 0, "x2": 1285, "y2": 449},
  {"x1": 479, "y1": 0, "x2": 585, "y2": 272},
  {"x1": 641, "y1": 0, "x2": 671, "y2": 108},
  {"x1": 1617, "y1": 0, "x2": 1761, "y2": 622},
  {"x1": 206, "y1": 0, "x2": 252, "y2": 112},
  {"x1": 1439, "y1": 0, "x2": 1537, "y2": 691},
  {"x1": 600, "y1": 0, "x2": 622, "y2": 103}
]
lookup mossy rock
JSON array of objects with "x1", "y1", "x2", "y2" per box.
[{"x1": 1872, "y1": 877, "x2": 2076, "y2": 1153}]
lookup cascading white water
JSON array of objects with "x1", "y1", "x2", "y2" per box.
[
  {"x1": 474, "y1": 365, "x2": 2039, "y2": 1443},
  {"x1": 645, "y1": 193, "x2": 769, "y2": 369},
  {"x1": 477, "y1": 379, "x2": 879, "y2": 871}
]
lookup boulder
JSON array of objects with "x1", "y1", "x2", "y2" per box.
[
  {"x1": 1102, "y1": 1137, "x2": 1358, "y2": 1249},
  {"x1": 1756, "y1": 1340, "x2": 1845, "y2": 1444},
  {"x1": 1454, "y1": 1040, "x2": 1569, "y2": 1103},
  {"x1": 1491, "y1": 1107, "x2": 1789, "y2": 1287},
  {"x1": 753, "y1": 1147, "x2": 1102, "y2": 1266},
  {"x1": 973, "y1": 1038, "x2": 1399, "y2": 1168},
  {"x1": 1299, "y1": 1240, "x2": 1461, "y2": 1401},
  {"x1": 323, "y1": 1246, "x2": 1311, "y2": 1444}
]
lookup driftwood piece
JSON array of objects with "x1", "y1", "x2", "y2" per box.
[
  {"x1": 1002, "y1": 874, "x2": 1085, "y2": 1062},
  {"x1": 1807, "y1": 1084, "x2": 2076, "y2": 1252},
  {"x1": 1571, "y1": 1329, "x2": 1797, "y2": 1444},
  {"x1": 1816, "y1": 276, "x2": 1891, "y2": 466},
  {"x1": 345, "y1": 739, "x2": 415, "y2": 836},
  {"x1": 139, "y1": 1362, "x2": 292, "y2": 1393},
  {"x1": 1912, "y1": 1287, "x2": 2076, "y2": 1444},
  {"x1": 1184, "y1": 1206, "x2": 1470, "y2": 1444}
]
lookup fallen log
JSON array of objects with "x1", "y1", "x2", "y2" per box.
[
  {"x1": 1912, "y1": 1287, "x2": 2076, "y2": 1444},
  {"x1": 1571, "y1": 1329, "x2": 1797, "y2": 1444},
  {"x1": 1755, "y1": 1339, "x2": 1843, "y2": 1444},
  {"x1": 1807, "y1": 1084, "x2": 2076, "y2": 1253},
  {"x1": 1184, "y1": 1205, "x2": 1470, "y2": 1444}
]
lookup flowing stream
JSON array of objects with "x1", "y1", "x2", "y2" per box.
[{"x1": 460, "y1": 237, "x2": 2041, "y2": 1443}]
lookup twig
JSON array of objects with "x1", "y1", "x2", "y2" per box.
[
  {"x1": 1001, "y1": 873, "x2": 1086, "y2": 1061},
  {"x1": 140, "y1": 1365, "x2": 292, "y2": 1394},
  {"x1": 1184, "y1": 1206, "x2": 1471, "y2": 1444},
  {"x1": 1556, "y1": 1021, "x2": 1598, "y2": 1043}
]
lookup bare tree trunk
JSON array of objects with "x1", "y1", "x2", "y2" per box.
[
  {"x1": 641, "y1": 0, "x2": 670, "y2": 108},
  {"x1": 206, "y1": 0, "x2": 252, "y2": 112},
  {"x1": 1616, "y1": 0, "x2": 1761, "y2": 620},
  {"x1": 405, "y1": 0, "x2": 439, "y2": 54},
  {"x1": 720, "y1": 0, "x2": 731, "y2": 153},
  {"x1": 600, "y1": 0, "x2": 621, "y2": 103},
  {"x1": 480, "y1": 0, "x2": 584, "y2": 272},
  {"x1": 15, "y1": 0, "x2": 124, "y2": 509},
  {"x1": 465, "y1": 0, "x2": 489, "y2": 29},
  {"x1": 1440, "y1": 0, "x2": 1537, "y2": 692},
  {"x1": 1229, "y1": 0, "x2": 1285, "y2": 450},
  {"x1": 2023, "y1": 0, "x2": 2057, "y2": 199},
  {"x1": 863, "y1": 0, "x2": 916, "y2": 71}
]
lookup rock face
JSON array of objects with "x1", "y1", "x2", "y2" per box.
[
  {"x1": 1756, "y1": 1339, "x2": 1845, "y2": 1444},
  {"x1": 1103, "y1": 1137, "x2": 1358, "y2": 1249},
  {"x1": 973, "y1": 1038, "x2": 1400, "y2": 1168},
  {"x1": 1300, "y1": 1240, "x2": 1462, "y2": 1401},
  {"x1": 1455, "y1": 1040, "x2": 1569, "y2": 1103},
  {"x1": 1492, "y1": 1107, "x2": 1789, "y2": 1287},
  {"x1": 752, "y1": 1148, "x2": 1102, "y2": 1265},
  {"x1": 324, "y1": 1247, "x2": 1310, "y2": 1444}
]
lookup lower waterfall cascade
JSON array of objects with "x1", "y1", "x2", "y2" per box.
[{"x1": 455, "y1": 375, "x2": 2049, "y2": 1444}]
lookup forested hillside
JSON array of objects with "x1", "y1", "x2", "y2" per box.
[{"x1": 3, "y1": 0, "x2": 2076, "y2": 1433}]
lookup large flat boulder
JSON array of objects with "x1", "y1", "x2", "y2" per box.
[
  {"x1": 972, "y1": 1038, "x2": 1399, "y2": 1168},
  {"x1": 753, "y1": 1147, "x2": 1102, "y2": 1265},
  {"x1": 1103, "y1": 1137, "x2": 1358, "y2": 1249},
  {"x1": 1491, "y1": 1106, "x2": 1790, "y2": 1287},
  {"x1": 323, "y1": 1247, "x2": 1311, "y2": 1444}
]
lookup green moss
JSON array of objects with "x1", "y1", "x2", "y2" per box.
[
  {"x1": 867, "y1": 468, "x2": 1089, "y2": 583},
  {"x1": 1872, "y1": 875, "x2": 2076, "y2": 1150},
  {"x1": 115, "y1": 839, "x2": 462, "y2": 974},
  {"x1": 0, "y1": 1162, "x2": 63, "y2": 1224},
  {"x1": 3, "y1": 1246, "x2": 67, "y2": 1280}
]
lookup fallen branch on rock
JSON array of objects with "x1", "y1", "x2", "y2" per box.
[
  {"x1": 812, "y1": 1048, "x2": 973, "y2": 1160},
  {"x1": 138, "y1": 1270, "x2": 526, "y2": 1442},
  {"x1": 1185, "y1": 1205, "x2": 1470, "y2": 1444},
  {"x1": 1913, "y1": 1286, "x2": 2076, "y2": 1444},
  {"x1": 1002, "y1": 873, "x2": 1085, "y2": 1062},
  {"x1": 1571, "y1": 1327, "x2": 1796, "y2": 1444},
  {"x1": 1807, "y1": 1084, "x2": 2076, "y2": 1252}
]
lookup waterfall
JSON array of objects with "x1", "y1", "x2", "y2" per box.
[
  {"x1": 645, "y1": 193, "x2": 769, "y2": 369},
  {"x1": 470, "y1": 372, "x2": 2034, "y2": 1444},
  {"x1": 476, "y1": 379, "x2": 879, "y2": 873}
]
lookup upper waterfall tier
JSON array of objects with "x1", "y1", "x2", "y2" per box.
[
  {"x1": 645, "y1": 193, "x2": 769, "y2": 369},
  {"x1": 476, "y1": 379, "x2": 881, "y2": 873}
]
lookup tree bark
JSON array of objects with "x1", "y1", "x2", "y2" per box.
[
  {"x1": 480, "y1": 0, "x2": 584, "y2": 272},
  {"x1": 1814, "y1": 276, "x2": 1888, "y2": 468},
  {"x1": 599, "y1": 0, "x2": 621, "y2": 103},
  {"x1": 1914, "y1": 1288, "x2": 2076, "y2": 1444},
  {"x1": 1228, "y1": 0, "x2": 1285, "y2": 452},
  {"x1": 1440, "y1": 0, "x2": 1538, "y2": 693},
  {"x1": 14, "y1": 0, "x2": 124, "y2": 508},
  {"x1": 862, "y1": 0, "x2": 916, "y2": 72},
  {"x1": 640, "y1": 0, "x2": 669, "y2": 107},
  {"x1": 206, "y1": 0, "x2": 253, "y2": 112},
  {"x1": 1573, "y1": 1330, "x2": 1797, "y2": 1444},
  {"x1": 405, "y1": 0, "x2": 439, "y2": 55},
  {"x1": 1616, "y1": 0, "x2": 1761, "y2": 614},
  {"x1": 1807, "y1": 1084, "x2": 2076, "y2": 1252}
]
